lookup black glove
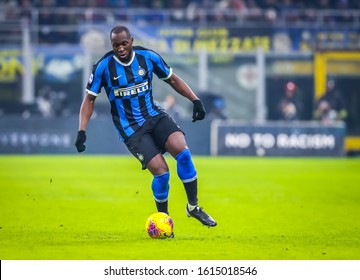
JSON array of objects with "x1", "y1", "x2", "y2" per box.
[
  {"x1": 75, "y1": 130, "x2": 86, "y2": 153},
  {"x1": 192, "y1": 99, "x2": 206, "y2": 122}
]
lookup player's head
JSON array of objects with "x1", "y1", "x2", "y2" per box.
[{"x1": 110, "y1": 25, "x2": 134, "y2": 63}]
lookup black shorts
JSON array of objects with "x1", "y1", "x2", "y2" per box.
[{"x1": 124, "y1": 112, "x2": 183, "y2": 169}]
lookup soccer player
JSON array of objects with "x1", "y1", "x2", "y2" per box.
[{"x1": 75, "y1": 25, "x2": 217, "y2": 228}]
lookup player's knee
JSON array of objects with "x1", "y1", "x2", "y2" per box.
[
  {"x1": 176, "y1": 149, "x2": 197, "y2": 182},
  {"x1": 151, "y1": 172, "x2": 170, "y2": 202},
  {"x1": 147, "y1": 154, "x2": 169, "y2": 174}
]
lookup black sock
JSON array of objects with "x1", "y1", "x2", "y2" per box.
[
  {"x1": 155, "y1": 200, "x2": 168, "y2": 214},
  {"x1": 184, "y1": 179, "x2": 198, "y2": 206}
]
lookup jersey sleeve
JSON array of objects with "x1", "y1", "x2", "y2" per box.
[
  {"x1": 150, "y1": 51, "x2": 173, "y2": 81},
  {"x1": 86, "y1": 61, "x2": 105, "y2": 96}
]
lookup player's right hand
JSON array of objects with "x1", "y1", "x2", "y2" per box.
[{"x1": 75, "y1": 130, "x2": 86, "y2": 153}]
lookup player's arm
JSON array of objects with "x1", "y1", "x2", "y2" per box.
[
  {"x1": 165, "y1": 73, "x2": 198, "y2": 101},
  {"x1": 75, "y1": 56, "x2": 104, "y2": 152},
  {"x1": 79, "y1": 93, "x2": 96, "y2": 131},
  {"x1": 75, "y1": 93, "x2": 96, "y2": 152},
  {"x1": 165, "y1": 73, "x2": 206, "y2": 122}
]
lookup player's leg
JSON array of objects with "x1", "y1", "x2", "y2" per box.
[
  {"x1": 164, "y1": 131, "x2": 197, "y2": 206},
  {"x1": 146, "y1": 154, "x2": 174, "y2": 238},
  {"x1": 152, "y1": 115, "x2": 197, "y2": 207},
  {"x1": 146, "y1": 154, "x2": 171, "y2": 214},
  {"x1": 153, "y1": 114, "x2": 217, "y2": 227},
  {"x1": 165, "y1": 132, "x2": 216, "y2": 227},
  {"x1": 124, "y1": 123, "x2": 171, "y2": 214}
]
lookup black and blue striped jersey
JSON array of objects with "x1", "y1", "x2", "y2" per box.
[{"x1": 86, "y1": 46, "x2": 173, "y2": 141}]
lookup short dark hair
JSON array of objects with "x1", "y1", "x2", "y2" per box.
[{"x1": 110, "y1": 25, "x2": 131, "y2": 39}]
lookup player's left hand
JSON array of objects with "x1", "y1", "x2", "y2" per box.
[
  {"x1": 75, "y1": 130, "x2": 86, "y2": 152},
  {"x1": 192, "y1": 99, "x2": 206, "y2": 122}
]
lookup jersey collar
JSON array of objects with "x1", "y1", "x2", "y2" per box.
[{"x1": 113, "y1": 51, "x2": 135, "y2": 66}]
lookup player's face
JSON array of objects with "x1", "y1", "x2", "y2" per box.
[{"x1": 111, "y1": 31, "x2": 134, "y2": 63}]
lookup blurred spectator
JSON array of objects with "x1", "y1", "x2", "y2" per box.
[
  {"x1": 214, "y1": 0, "x2": 247, "y2": 22},
  {"x1": 26, "y1": 0, "x2": 360, "y2": 9},
  {"x1": 198, "y1": 91, "x2": 227, "y2": 120},
  {"x1": 335, "y1": 0, "x2": 354, "y2": 23},
  {"x1": 2, "y1": 0, "x2": 360, "y2": 45},
  {"x1": 3, "y1": 0, "x2": 19, "y2": 21},
  {"x1": 260, "y1": 0, "x2": 279, "y2": 10},
  {"x1": 278, "y1": 0, "x2": 300, "y2": 23},
  {"x1": 246, "y1": 0, "x2": 263, "y2": 21},
  {"x1": 316, "y1": 0, "x2": 331, "y2": 9},
  {"x1": 313, "y1": 79, "x2": 348, "y2": 123},
  {"x1": 128, "y1": 0, "x2": 149, "y2": 8},
  {"x1": 19, "y1": 0, "x2": 32, "y2": 22},
  {"x1": 276, "y1": 81, "x2": 302, "y2": 121},
  {"x1": 80, "y1": 28, "x2": 106, "y2": 51},
  {"x1": 169, "y1": 0, "x2": 187, "y2": 22},
  {"x1": 36, "y1": 86, "x2": 70, "y2": 117},
  {"x1": 229, "y1": 0, "x2": 247, "y2": 11}
]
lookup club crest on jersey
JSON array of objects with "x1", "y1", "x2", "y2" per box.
[{"x1": 138, "y1": 67, "x2": 146, "y2": 76}]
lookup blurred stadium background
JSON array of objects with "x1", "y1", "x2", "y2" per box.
[{"x1": 1, "y1": 0, "x2": 360, "y2": 157}]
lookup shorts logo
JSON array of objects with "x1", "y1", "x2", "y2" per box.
[
  {"x1": 137, "y1": 153, "x2": 144, "y2": 161},
  {"x1": 138, "y1": 67, "x2": 146, "y2": 76}
]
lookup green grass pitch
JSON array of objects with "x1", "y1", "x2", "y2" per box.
[{"x1": 0, "y1": 155, "x2": 359, "y2": 260}]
